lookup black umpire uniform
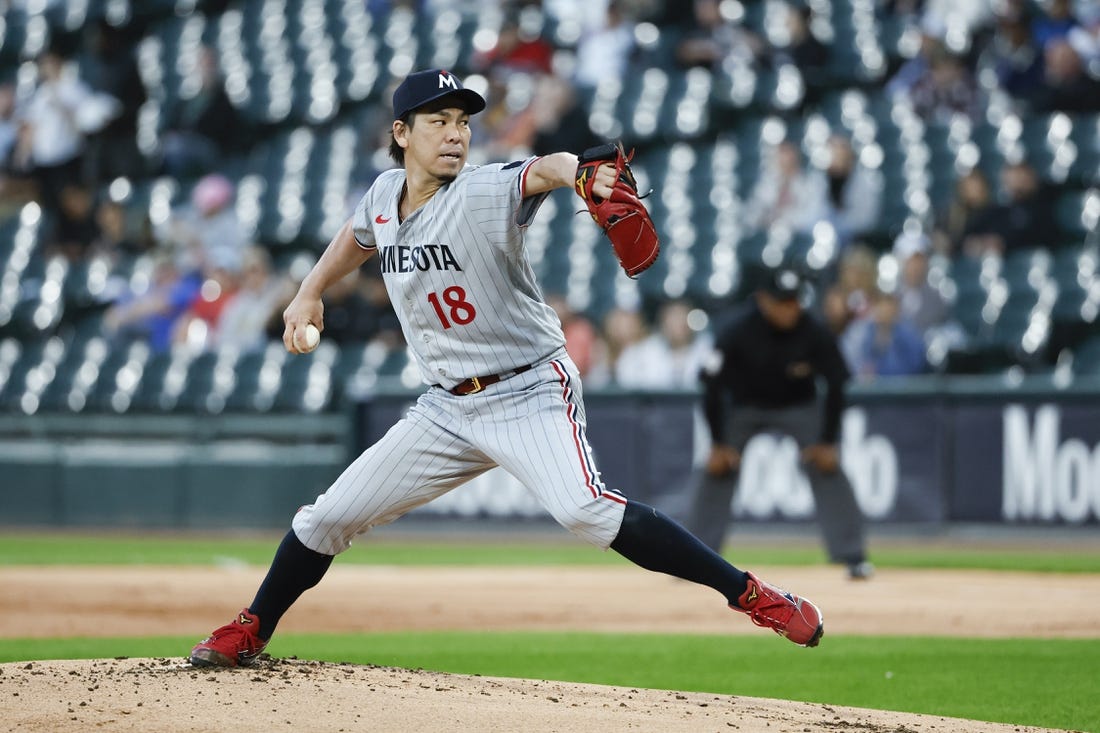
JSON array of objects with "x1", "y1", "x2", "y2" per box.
[{"x1": 683, "y1": 269, "x2": 872, "y2": 578}]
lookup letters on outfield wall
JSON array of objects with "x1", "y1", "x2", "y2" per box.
[
  {"x1": 957, "y1": 403, "x2": 1100, "y2": 524},
  {"x1": 356, "y1": 393, "x2": 1100, "y2": 525},
  {"x1": 733, "y1": 407, "x2": 930, "y2": 522}
]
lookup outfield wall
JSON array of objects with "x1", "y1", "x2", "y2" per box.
[
  {"x1": 0, "y1": 414, "x2": 348, "y2": 528},
  {"x1": 354, "y1": 375, "x2": 1100, "y2": 527},
  {"x1": 3, "y1": 376, "x2": 1100, "y2": 528}
]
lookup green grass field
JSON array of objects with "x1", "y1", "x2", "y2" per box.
[
  {"x1": 3, "y1": 532, "x2": 1100, "y2": 573},
  {"x1": 2, "y1": 533, "x2": 1098, "y2": 732}
]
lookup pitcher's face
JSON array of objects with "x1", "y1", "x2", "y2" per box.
[{"x1": 395, "y1": 105, "x2": 471, "y2": 182}]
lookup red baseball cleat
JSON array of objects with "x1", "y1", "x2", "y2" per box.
[
  {"x1": 189, "y1": 609, "x2": 268, "y2": 667},
  {"x1": 732, "y1": 572, "x2": 824, "y2": 647}
]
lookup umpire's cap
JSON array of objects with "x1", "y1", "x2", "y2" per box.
[
  {"x1": 763, "y1": 268, "x2": 806, "y2": 300},
  {"x1": 393, "y1": 69, "x2": 487, "y2": 119}
]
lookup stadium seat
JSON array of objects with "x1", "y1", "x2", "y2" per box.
[
  {"x1": 127, "y1": 351, "x2": 181, "y2": 412},
  {"x1": 659, "y1": 68, "x2": 713, "y2": 141},
  {"x1": 1055, "y1": 189, "x2": 1100, "y2": 241},
  {"x1": 1071, "y1": 334, "x2": 1100, "y2": 375},
  {"x1": 272, "y1": 345, "x2": 335, "y2": 412},
  {"x1": 221, "y1": 350, "x2": 266, "y2": 411},
  {"x1": 941, "y1": 344, "x2": 1018, "y2": 374},
  {"x1": 1047, "y1": 244, "x2": 1100, "y2": 355},
  {"x1": 172, "y1": 351, "x2": 221, "y2": 412},
  {"x1": 0, "y1": 339, "x2": 43, "y2": 411},
  {"x1": 1067, "y1": 113, "x2": 1100, "y2": 186},
  {"x1": 85, "y1": 340, "x2": 147, "y2": 412},
  {"x1": 0, "y1": 10, "x2": 28, "y2": 65},
  {"x1": 1001, "y1": 248, "x2": 1051, "y2": 292},
  {"x1": 36, "y1": 335, "x2": 106, "y2": 412}
]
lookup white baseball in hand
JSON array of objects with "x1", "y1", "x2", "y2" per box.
[{"x1": 301, "y1": 324, "x2": 320, "y2": 352}]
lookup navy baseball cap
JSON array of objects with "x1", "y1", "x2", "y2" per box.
[
  {"x1": 763, "y1": 268, "x2": 806, "y2": 300},
  {"x1": 392, "y1": 69, "x2": 486, "y2": 119}
]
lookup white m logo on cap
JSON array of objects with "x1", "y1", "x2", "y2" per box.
[{"x1": 438, "y1": 73, "x2": 459, "y2": 90}]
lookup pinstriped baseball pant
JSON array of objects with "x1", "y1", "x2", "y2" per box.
[{"x1": 292, "y1": 354, "x2": 627, "y2": 554}]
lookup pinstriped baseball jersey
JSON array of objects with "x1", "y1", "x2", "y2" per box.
[
  {"x1": 290, "y1": 150, "x2": 627, "y2": 558},
  {"x1": 351, "y1": 158, "x2": 565, "y2": 389}
]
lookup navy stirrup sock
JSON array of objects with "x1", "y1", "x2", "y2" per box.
[
  {"x1": 610, "y1": 500, "x2": 749, "y2": 606},
  {"x1": 248, "y1": 529, "x2": 334, "y2": 640}
]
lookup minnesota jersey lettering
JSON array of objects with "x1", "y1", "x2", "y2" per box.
[{"x1": 378, "y1": 243, "x2": 463, "y2": 274}]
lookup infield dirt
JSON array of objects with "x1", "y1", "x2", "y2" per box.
[
  {"x1": 0, "y1": 655, "x2": 1078, "y2": 733},
  {"x1": 0, "y1": 564, "x2": 1095, "y2": 732}
]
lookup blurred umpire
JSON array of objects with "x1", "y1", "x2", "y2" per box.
[{"x1": 684, "y1": 268, "x2": 873, "y2": 579}]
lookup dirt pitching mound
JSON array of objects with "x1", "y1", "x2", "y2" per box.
[{"x1": 0, "y1": 657, "x2": 1075, "y2": 733}]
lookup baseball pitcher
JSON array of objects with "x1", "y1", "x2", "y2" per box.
[{"x1": 189, "y1": 69, "x2": 823, "y2": 668}]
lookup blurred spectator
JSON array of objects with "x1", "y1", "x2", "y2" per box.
[
  {"x1": 103, "y1": 252, "x2": 202, "y2": 353},
  {"x1": 771, "y1": 1, "x2": 830, "y2": 97},
  {"x1": 892, "y1": 230, "x2": 949, "y2": 336},
  {"x1": 472, "y1": 67, "x2": 602, "y2": 162},
  {"x1": 616, "y1": 300, "x2": 712, "y2": 389},
  {"x1": 880, "y1": 0, "x2": 924, "y2": 16},
  {"x1": 91, "y1": 197, "x2": 154, "y2": 262},
  {"x1": 822, "y1": 243, "x2": 878, "y2": 335},
  {"x1": 906, "y1": 47, "x2": 983, "y2": 122},
  {"x1": 316, "y1": 269, "x2": 390, "y2": 345},
  {"x1": 586, "y1": 305, "x2": 647, "y2": 387},
  {"x1": 918, "y1": 0, "x2": 997, "y2": 40},
  {"x1": 886, "y1": 17, "x2": 946, "y2": 101},
  {"x1": 574, "y1": 0, "x2": 636, "y2": 88},
  {"x1": 0, "y1": 82, "x2": 36, "y2": 214},
  {"x1": 823, "y1": 287, "x2": 854, "y2": 339},
  {"x1": 360, "y1": 268, "x2": 404, "y2": 350},
  {"x1": 962, "y1": 160, "x2": 1056, "y2": 257},
  {"x1": 215, "y1": 246, "x2": 282, "y2": 351},
  {"x1": 47, "y1": 183, "x2": 100, "y2": 262},
  {"x1": 79, "y1": 20, "x2": 147, "y2": 184},
  {"x1": 473, "y1": 13, "x2": 555, "y2": 76},
  {"x1": 530, "y1": 75, "x2": 602, "y2": 155},
  {"x1": 173, "y1": 256, "x2": 241, "y2": 350},
  {"x1": 979, "y1": 7, "x2": 1045, "y2": 103},
  {"x1": 546, "y1": 293, "x2": 601, "y2": 377},
  {"x1": 675, "y1": 0, "x2": 764, "y2": 71},
  {"x1": 782, "y1": 2, "x2": 829, "y2": 68},
  {"x1": 815, "y1": 134, "x2": 883, "y2": 245},
  {"x1": 159, "y1": 46, "x2": 244, "y2": 178},
  {"x1": 365, "y1": 0, "x2": 429, "y2": 19},
  {"x1": 845, "y1": 289, "x2": 929, "y2": 378},
  {"x1": 1032, "y1": 0, "x2": 1080, "y2": 48},
  {"x1": 0, "y1": 82, "x2": 17, "y2": 169},
  {"x1": 16, "y1": 51, "x2": 111, "y2": 211},
  {"x1": 1067, "y1": 4, "x2": 1100, "y2": 65},
  {"x1": 162, "y1": 173, "x2": 248, "y2": 273},
  {"x1": 745, "y1": 139, "x2": 827, "y2": 234},
  {"x1": 933, "y1": 167, "x2": 996, "y2": 255},
  {"x1": 1031, "y1": 39, "x2": 1100, "y2": 112},
  {"x1": 478, "y1": 72, "x2": 542, "y2": 159}
]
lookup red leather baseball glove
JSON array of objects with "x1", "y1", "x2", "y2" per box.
[{"x1": 574, "y1": 142, "x2": 660, "y2": 278}]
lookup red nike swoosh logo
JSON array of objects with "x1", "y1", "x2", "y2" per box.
[{"x1": 375, "y1": 214, "x2": 391, "y2": 224}]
